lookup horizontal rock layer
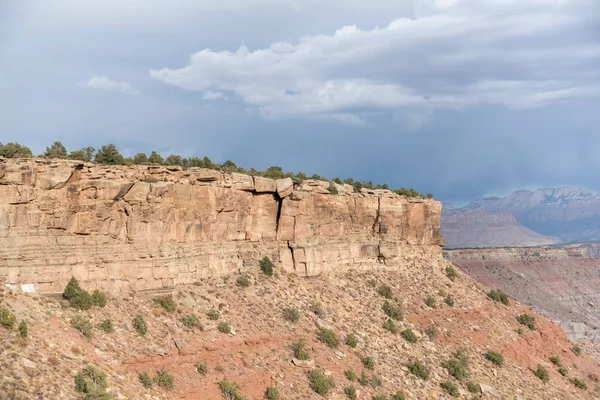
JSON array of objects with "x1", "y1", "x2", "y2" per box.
[{"x1": 0, "y1": 158, "x2": 444, "y2": 293}]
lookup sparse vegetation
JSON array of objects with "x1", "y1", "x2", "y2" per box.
[
  {"x1": 440, "y1": 380, "x2": 460, "y2": 397},
  {"x1": 132, "y1": 315, "x2": 148, "y2": 336},
  {"x1": 317, "y1": 328, "x2": 340, "y2": 348},
  {"x1": 18, "y1": 320, "x2": 28, "y2": 339},
  {"x1": 346, "y1": 333, "x2": 358, "y2": 348},
  {"x1": 139, "y1": 371, "x2": 153, "y2": 388},
  {"x1": 307, "y1": 369, "x2": 336, "y2": 395},
  {"x1": 92, "y1": 290, "x2": 107, "y2": 308},
  {"x1": 180, "y1": 314, "x2": 203, "y2": 330},
  {"x1": 382, "y1": 319, "x2": 399, "y2": 334},
  {"x1": 154, "y1": 295, "x2": 176, "y2": 312},
  {"x1": 282, "y1": 307, "x2": 300, "y2": 322},
  {"x1": 71, "y1": 315, "x2": 94, "y2": 339},
  {"x1": 444, "y1": 295, "x2": 455, "y2": 307},
  {"x1": 218, "y1": 380, "x2": 245, "y2": 400},
  {"x1": 570, "y1": 377, "x2": 587, "y2": 389},
  {"x1": 196, "y1": 360, "x2": 208, "y2": 376},
  {"x1": 535, "y1": 364, "x2": 549, "y2": 383},
  {"x1": 558, "y1": 367, "x2": 568, "y2": 376},
  {"x1": 572, "y1": 345, "x2": 582, "y2": 356},
  {"x1": 488, "y1": 289, "x2": 509, "y2": 305},
  {"x1": 310, "y1": 302, "x2": 326, "y2": 317},
  {"x1": 236, "y1": 275, "x2": 250, "y2": 288},
  {"x1": 207, "y1": 308, "x2": 220, "y2": 320},
  {"x1": 467, "y1": 381, "x2": 481, "y2": 393},
  {"x1": 218, "y1": 322, "x2": 232, "y2": 334},
  {"x1": 0, "y1": 308, "x2": 16, "y2": 330},
  {"x1": 154, "y1": 369, "x2": 175, "y2": 389},
  {"x1": 446, "y1": 265, "x2": 458, "y2": 281},
  {"x1": 517, "y1": 314, "x2": 536, "y2": 330},
  {"x1": 425, "y1": 295, "x2": 437, "y2": 308},
  {"x1": 265, "y1": 385, "x2": 280, "y2": 400},
  {"x1": 358, "y1": 371, "x2": 370, "y2": 386},
  {"x1": 260, "y1": 256, "x2": 274, "y2": 276},
  {"x1": 485, "y1": 350, "x2": 504, "y2": 367},
  {"x1": 382, "y1": 301, "x2": 403, "y2": 321},
  {"x1": 62, "y1": 277, "x2": 93, "y2": 310},
  {"x1": 362, "y1": 356, "x2": 375, "y2": 370},
  {"x1": 293, "y1": 340, "x2": 310, "y2": 360},
  {"x1": 424, "y1": 325, "x2": 439, "y2": 339},
  {"x1": 344, "y1": 385, "x2": 357, "y2": 400},
  {"x1": 74, "y1": 365, "x2": 110, "y2": 399},
  {"x1": 372, "y1": 395, "x2": 387, "y2": 400},
  {"x1": 345, "y1": 369, "x2": 357, "y2": 381},
  {"x1": 97, "y1": 319, "x2": 114, "y2": 333},
  {"x1": 549, "y1": 355, "x2": 561, "y2": 366},
  {"x1": 407, "y1": 359, "x2": 430, "y2": 380},
  {"x1": 444, "y1": 356, "x2": 469, "y2": 381},
  {"x1": 391, "y1": 392, "x2": 407, "y2": 400},
  {"x1": 401, "y1": 328, "x2": 418, "y2": 343},
  {"x1": 378, "y1": 284, "x2": 393, "y2": 299}
]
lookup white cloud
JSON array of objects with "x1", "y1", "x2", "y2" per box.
[
  {"x1": 150, "y1": 0, "x2": 598, "y2": 124},
  {"x1": 202, "y1": 90, "x2": 226, "y2": 100},
  {"x1": 85, "y1": 76, "x2": 140, "y2": 96}
]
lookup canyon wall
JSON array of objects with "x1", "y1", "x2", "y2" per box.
[{"x1": 0, "y1": 158, "x2": 444, "y2": 294}]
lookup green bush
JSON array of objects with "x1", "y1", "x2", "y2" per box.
[
  {"x1": 440, "y1": 380, "x2": 460, "y2": 397},
  {"x1": 92, "y1": 290, "x2": 107, "y2": 308},
  {"x1": 425, "y1": 295, "x2": 437, "y2": 308},
  {"x1": 139, "y1": 371, "x2": 153, "y2": 388},
  {"x1": 572, "y1": 345, "x2": 582, "y2": 356},
  {"x1": 265, "y1": 385, "x2": 280, "y2": 400},
  {"x1": 535, "y1": 364, "x2": 549, "y2": 383},
  {"x1": 391, "y1": 392, "x2": 407, "y2": 400},
  {"x1": 18, "y1": 320, "x2": 28, "y2": 339},
  {"x1": 196, "y1": 360, "x2": 208, "y2": 376},
  {"x1": 362, "y1": 356, "x2": 375, "y2": 370},
  {"x1": 154, "y1": 369, "x2": 174, "y2": 389},
  {"x1": 97, "y1": 319, "x2": 114, "y2": 333},
  {"x1": 358, "y1": 371, "x2": 369, "y2": 387},
  {"x1": 517, "y1": 327, "x2": 524, "y2": 335},
  {"x1": 75, "y1": 365, "x2": 110, "y2": 399},
  {"x1": 485, "y1": 350, "x2": 504, "y2": 367},
  {"x1": 372, "y1": 395, "x2": 387, "y2": 400},
  {"x1": 345, "y1": 333, "x2": 358, "y2": 348},
  {"x1": 345, "y1": 369, "x2": 357, "y2": 381},
  {"x1": 307, "y1": 369, "x2": 335, "y2": 395},
  {"x1": 133, "y1": 315, "x2": 148, "y2": 336},
  {"x1": 63, "y1": 277, "x2": 95, "y2": 310},
  {"x1": 260, "y1": 256, "x2": 274, "y2": 276},
  {"x1": 488, "y1": 289, "x2": 509, "y2": 305},
  {"x1": 558, "y1": 367, "x2": 568, "y2": 376},
  {"x1": 0, "y1": 308, "x2": 16, "y2": 330},
  {"x1": 218, "y1": 380, "x2": 244, "y2": 400},
  {"x1": 383, "y1": 319, "x2": 399, "y2": 334},
  {"x1": 370, "y1": 375, "x2": 382, "y2": 388},
  {"x1": 207, "y1": 309, "x2": 220, "y2": 320},
  {"x1": 382, "y1": 301, "x2": 403, "y2": 321},
  {"x1": 424, "y1": 325, "x2": 439, "y2": 339},
  {"x1": 71, "y1": 315, "x2": 93, "y2": 339},
  {"x1": 282, "y1": 307, "x2": 300, "y2": 322},
  {"x1": 344, "y1": 385, "x2": 357, "y2": 400},
  {"x1": 180, "y1": 314, "x2": 203, "y2": 330},
  {"x1": 517, "y1": 314, "x2": 536, "y2": 330},
  {"x1": 218, "y1": 322, "x2": 232, "y2": 334},
  {"x1": 446, "y1": 266, "x2": 458, "y2": 281},
  {"x1": 378, "y1": 284, "x2": 393, "y2": 299},
  {"x1": 317, "y1": 328, "x2": 340, "y2": 348},
  {"x1": 407, "y1": 359, "x2": 430, "y2": 380},
  {"x1": 549, "y1": 355, "x2": 561, "y2": 366},
  {"x1": 444, "y1": 358, "x2": 469, "y2": 381},
  {"x1": 467, "y1": 381, "x2": 481, "y2": 393},
  {"x1": 293, "y1": 340, "x2": 310, "y2": 360},
  {"x1": 570, "y1": 377, "x2": 587, "y2": 389},
  {"x1": 444, "y1": 295, "x2": 455, "y2": 307},
  {"x1": 401, "y1": 329, "x2": 418, "y2": 343},
  {"x1": 236, "y1": 275, "x2": 250, "y2": 288},
  {"x1": 154, "y1": 295, "x2": 176, "y2": 312}
]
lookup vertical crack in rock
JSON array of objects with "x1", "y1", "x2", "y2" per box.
[
  {"x1": 372, "y1": 196, "x2": 381, "y2": 235},
  {"x1": 275, "y1": 194, "x2": 283, "y2": 234},
  {"x1": 288, "y1": 241, "x2": 296, "y2": 272}
]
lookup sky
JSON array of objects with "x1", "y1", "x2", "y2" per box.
[{"x1": 1, "y1": 0, "x2": 599, "y2": 205}]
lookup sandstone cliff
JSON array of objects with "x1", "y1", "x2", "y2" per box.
[{"x1": 0, "y1": 158, "x2": 444, "y2": 294}]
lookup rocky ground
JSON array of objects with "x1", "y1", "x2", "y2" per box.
[{"x1": 2, "y1": 259, "x2": 599, "y2": 399}]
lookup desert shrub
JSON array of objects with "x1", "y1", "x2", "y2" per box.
[
  {"x1": 62, "y1": 277, "x2": 94, "y2": 310},
  {"x1": 207, "y1": 308, "x2": 220, "y2": 320},
  {"x1": 218, "y1": 322, "x2": 232, "y2": 334},
  {"x1": 0, "y1": 308, "x2": 16, "y2": 330},
  {"x1": 132, "y1": 315, "x2": 148, "y2": 336},
  {"x1": 570, "y1": 377, "x2": 587, "y2": 389},
  {"x1": 440, "y1": 380, "x2": 460, "y2": 397},
  {"x1": 71, "y1": 315, "x2": 93, "y2": 339},
  {"x1": 92, "y1": 290, "x2": 107, "y2": 308},
  {"x1": 180, "y1": 314, "x2": 203, "y2": 330},
  {"x1": 425, "y1": 295, "x2": 437, "y2": 308},
  {"x1": 372, "y1": 395, "x2": 387, "y2": 400},
  {"x1": 236, "y1": 275, "x2": 250, "y2": 288},
  {"x1": 346, "y1": 333, "x2": 358, "y2": 348},
  {"x1": 310, "y1": 302, "x2": 326, "y2": 317},
  {"x1": 467, "y1": 381, "x2": 481, "y2": 393},
  {"x1": 344, "y1": 385, "x2": 357, "y2": 400},
  {"x1": 219, "y1": 380, "x2": 244, "y2": 400},
  {"x1": 535, "y1": 364, "x2": 549, "y2": 383},
  {"x1": 265, "y1": 385, "x2": 280, "y2": 400},
  {"x1": 383, "y1": 319, "x2": 399, "y2": 334},
  {"x1": 572, "y1": 345, "x2": 582, "y2": 356},
  {"x1": 139, "y1": 371, "x2": 153, "y2": 388},
  {"x1": 517, "y1": 314, "x2": 536, "y2": 330},
  {"x1": 97, "y1": 319, "x2": 114, "y2": 333},
  {"x1": 517, "y1": 327, "x2": 524, "y2": 335},
  {"x1": 382, "y1": 301, "x2": 403, "y2": 321},
  {"x1": 328, "y1": 184, "x2": 338, "y2": 195},
  {"x1": 558, "y1": 367, "x2": 568, "y2": 376},
  {"x1": 293, "y1": 340, "x2": 310, "y2": 360},
  {"x1": 317, "y1": 328, "x2": 340, "y2": 348},
  {"x1": 358, "y1": 371, "x2": 369, "y2": 386},
  {"x1": 196, "y1": 360, "x2": 208, "y2": 376},
  {"x1": 444, "y1": 358, "x2": 469, "y2": 381},
  {"x1": 18, "y1": 320, "x2": 28, "y2": 339},
  {"x1": 378, "y1": 284, "x2": 393, "y2": 299},
  {"x1": 407, "y1": 359, "x2": 430, "y2": 380},
  {"x1": 367, "y1": 279, "x2": 377, "y2": 287},
  {"x1": 391, "y1": 392, "x2": 407, "y2": 400},
  {"x1": 307, "y1": 369, "x2": 335, "y2": 395},
  {"x1": 260, "y1": 256, "x2": 274, "y2": 276},
  {"x1": 75, "y1": 365, "x2": 110, "y2": 399},
  {"x1": 446, "y1": 266, "x2": 458, "y2": 281},
  {"x1": 370, "y1": 375, "x2": 382, "y2": 387},
  {"x1": 154, "y1": 295, "x2": 176, "y2": 312},
  {"x1": 485, "y1": 350, "x2": 504, "y2": 366},
  {"x1": 154, "y1": 369, "x2": 174, "y2": 389},
  {"x1": 401, "y1": 329, "x2": 418, "y2": 343},
  {"x1": 362, "y1": 356, "x2": 375, "y2": 370},
  {"x1": 424, "y1": 325, "x2": 439, "y2": 339},
  {"x1": 488, "y1": 289, "x2": 509, "y2": 305},
  {"x1": 444, "y1": 295, "x2": 455, "y2": 307},
  {"x1": 282, "y1": 307, "x2": 300, "y2": 322},
  {"x1": 549, "y1": 355, "x2": 561, "y2": 366},
  {"x1": 345, "y1": 369, "x2": 357, "y2": 381}
]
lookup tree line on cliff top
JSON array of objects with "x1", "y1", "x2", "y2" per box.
[{"x1": 0, "y1": 141, "x2": 433, "y2": 198}]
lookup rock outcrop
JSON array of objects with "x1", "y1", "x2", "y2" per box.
[{"x1": 0, "y1": 158, "x2": 444, "y2": 294}]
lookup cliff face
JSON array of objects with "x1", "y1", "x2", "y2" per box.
[{"x1": 0, "y1": 158, "x2": 444, "y2": 294}]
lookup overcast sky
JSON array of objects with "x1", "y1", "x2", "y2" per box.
[{"x1": 1, "y1": 0, "x2": 599, "y2": 205}]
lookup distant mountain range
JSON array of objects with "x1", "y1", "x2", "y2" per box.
[{"x1": 442, "y1": 187, "x2": 600, "y2": 248}]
